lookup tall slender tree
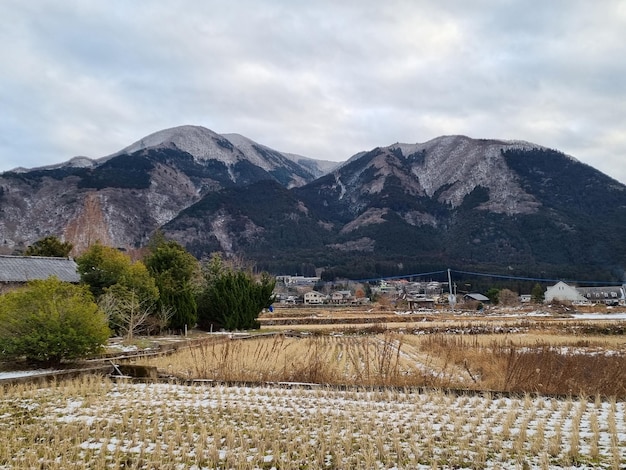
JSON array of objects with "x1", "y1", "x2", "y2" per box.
[{"x1": 144, "y1": 235, "x2": 199, "y2": 331}]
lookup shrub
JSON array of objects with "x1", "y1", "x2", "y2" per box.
[
  {"x1": 197, "y1": 254, "x2": 275, "y2": 331},
  {"x1": 0, "y1": 277, "x2": 110, "y2": 366}
]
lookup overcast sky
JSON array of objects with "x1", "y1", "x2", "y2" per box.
[{"x1": 1, "y1": 1, "x2": 625, "y2": 183}]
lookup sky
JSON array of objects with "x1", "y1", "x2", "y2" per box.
[{"x1": 1, "y1": 1, "x2": 625, "y2": 183}]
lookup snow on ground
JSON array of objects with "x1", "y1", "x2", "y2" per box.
[
  {"x1": 0, "y1": 369, "x2": 60, "y2": 380},
  {"x1": 571, "y1": 313, "x2": 626, "y2": 320},
  {"x1": 1, "y1": 380, "x2": 624, "y2": 469}
]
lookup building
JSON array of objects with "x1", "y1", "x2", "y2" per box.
[
  {"x1": 330, "y1": 290, "x2": 353, "y2": 304},
  {"x1": 544, "y1": 281, "x2": 587, "y2": 303},
  {"x1": 543, "y1": 281, "x2": 626, "y2": 305},
  {"x1": 0, "y1": 255, "x2": 80, "y2": 294},
  {"x1": 576, "y1": 286, "x2": 624, "y2": 306},
  {"x1": 464, "y1": 293, "x2": 490, "y2": 303},
  {"x1": 276, "y1": 275, "x2": 320, "y2": 286},
  {"x1": 304, "y1": 291, "x2": 327, "y2": 305},
  {"x1": 406, "y1": 296, "x2": 436, "y2": 310}
]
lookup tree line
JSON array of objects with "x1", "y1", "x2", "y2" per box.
[{"x1": 0, "y1": 235, "x2": 275, "y2": 366}]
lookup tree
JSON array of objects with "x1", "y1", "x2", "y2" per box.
[
  {"x1": 144, "y1": 236, "x2": 199, "y2": 331},
  {"x1": 77, "y1": 242, "x2": 160, "y2": 335},
  {"x1": 498, "y1": 288, "x2": 519, "y2": 307},
  {"x1": 531, "y1": 283, "x2": 545, "y2": 303},
  {"x1": 0, "y1": 277, "x2": 110, "y2": 366},
  {"x1": 76, "y1": 242, "x2": 159, "y2": 302},
  {"x1": 98, "y1": 286, "x2": 161, "y2": 340},
  {"x1": 76, "y1": 242, "x2": 134, "y2": 298},
  {"x1": 485, "y1": 288, "x2": 500, "y2": 305},
  {"x1": 25, "y1": 236, "x2": 73, "y2": 257},
  {"x1": 197, "y1": 254, "x2": 275, "y2": 331}
]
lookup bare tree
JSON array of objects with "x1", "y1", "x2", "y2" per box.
[
  {"x1": 146, "y1": 304, "x2": 175, "y2": 335},
  {"x1": 99, "y1": 288, "x2": 154, "y2": 341},
  {"x1": 499, "y1": 288, "x2": 520, "y2": 307}
]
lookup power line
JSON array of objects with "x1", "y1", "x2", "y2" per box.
[
  {"x1": 348, "y1": 268, "x2": 624, "y2": 287},
  {"x1": 451, "y1": 269, "x2": 625, "y2": 286},
  {"x1": 352, "y1": 270, "x2": 448, "y2": 283}
]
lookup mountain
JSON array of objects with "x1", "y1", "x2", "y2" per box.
[
  {"x1": 2, "y1": 129, "x2": 626, "y2": 281},
  {"x1": 0, "y1": 125, "x2": 330, "y2": 254},
  {"x1": 164, "y1": 135, "x2": 626, "y2": 280}
]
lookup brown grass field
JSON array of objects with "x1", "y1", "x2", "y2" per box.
[{"x1": 143, "y1": 305, "x2": 626, "y2": 397}]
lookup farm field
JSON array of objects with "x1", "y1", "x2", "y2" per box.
[
  {"x1": 3, "y1": 305, "x2": 626, "y2": 468},
  {"x1": 1, "y1": 376, "x2": 625, "y2": 469},
  {"x1": 146, "y1": 307, "x2": 626, "y2": 396}
]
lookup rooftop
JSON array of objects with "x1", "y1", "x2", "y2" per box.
[{"x1": 0, "y1": 255, "x2": 80, "y2": 283}]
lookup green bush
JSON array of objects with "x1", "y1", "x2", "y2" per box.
[
  {"x1": 197, "y1": 255, "x2": 275, "y2": 331},
  {"x1": 0, "y1": 277, "x2": 110, "y2": 366}
]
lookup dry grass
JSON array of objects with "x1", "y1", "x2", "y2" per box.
[
  {"x1": 146, "y1": 332, "x2": 417, "y2": 386},
  {"x1": 142, "y1": 327, "x2": 626, "y2": 397},
  {"x1": 406, "y1": 334, "x2": 626, "y2": 396}
]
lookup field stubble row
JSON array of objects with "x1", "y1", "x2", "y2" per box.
[{"x1": 1, "y1": 375, "x2": 625, "y2": 469}]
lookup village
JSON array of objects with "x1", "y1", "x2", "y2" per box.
[
  {"x1": 2, "y1": 256, "x2": 626, "y2": 312},
  {"x1": 274, "y1": 273, "x2": 626, "y2": 310}
]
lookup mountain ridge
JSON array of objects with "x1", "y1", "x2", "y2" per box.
[{"x1": 1, "y1": 125, "x2": 625, "y2": 281}]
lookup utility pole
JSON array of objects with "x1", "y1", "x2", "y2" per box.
[{"x1": 447, "y1": 268, "x2": 456, "y2": 310}]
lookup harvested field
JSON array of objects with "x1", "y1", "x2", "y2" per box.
[{"x1": 1, "y1": 376, "x2": 625, "y2": 469}]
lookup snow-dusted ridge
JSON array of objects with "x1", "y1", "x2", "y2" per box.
[
  {"x1": 108, "y1": 125, "x2": 244, "y2": 165},
  {"x1": 2, "y1": 155, "x2": 99, "y2": 174}
]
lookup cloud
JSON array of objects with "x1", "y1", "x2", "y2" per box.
[{"x1": 0, "y1": 0, "x2": 625, "y2": 183}]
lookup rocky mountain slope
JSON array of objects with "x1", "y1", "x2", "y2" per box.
[
  {"x1": 164, "y1": 136, "x2": 626, "y2": 280},
  {"x1": 2, "y1": 128, "x2": 625, "y2": 281},
  {"x1": 0, "y1": 125, "x2": 330, "y2": 254}
]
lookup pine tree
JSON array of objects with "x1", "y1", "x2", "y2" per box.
[
  {"x1": 25, "y1": 236, "x2": 73, "y2": 257},
  {"x1": 531, "y1": 283, "x2": 545, "y2": 303}
]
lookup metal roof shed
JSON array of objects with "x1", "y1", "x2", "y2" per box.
[{"x1": 464, "y1": 293, "x2": 490, "y2": 302}]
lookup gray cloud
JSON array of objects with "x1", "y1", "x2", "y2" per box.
[{"x1": 1, "y1": 0, "x2": 625, "y2": 183}]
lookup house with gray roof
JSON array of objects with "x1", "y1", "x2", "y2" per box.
[
  {"x1": 464, "y1": 293, "x2": 490, "y2": 303},
  {"x1": 0, "y1": 255, "x2": 80, "y2": 294},
  {"x1": 576, "y1": 286, "x2": 625, "y2": 306},
  {"x1": 545, "y1": 281, "x2": 625, "y2": 306}
]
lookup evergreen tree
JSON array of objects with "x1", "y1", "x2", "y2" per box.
[
  {"x1": 76, "y1": 242, "x2": 159, "y2": 303},
  {"x1": 197, "y1": 254, "x2": 275, "y2": 331},
  {"x1": 144, "y1": 235, "x2": 198, "y2": 331},
  {"x1": 531, "y1": 283, "x2": 545, "y2": 303},
  {"x1": 485, "y1": 288, "x2": 500, "y2": 305},
  {"x1": 25, "y1": 236, "x2": 73, "y2": 257}
]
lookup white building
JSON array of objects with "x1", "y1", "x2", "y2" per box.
[
  {"x1": 544, "y1": 281, "x2": 590, "y2": 304},
  {"x1": 304, "y1": 291, "x2": 326, "y2": 305}
]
